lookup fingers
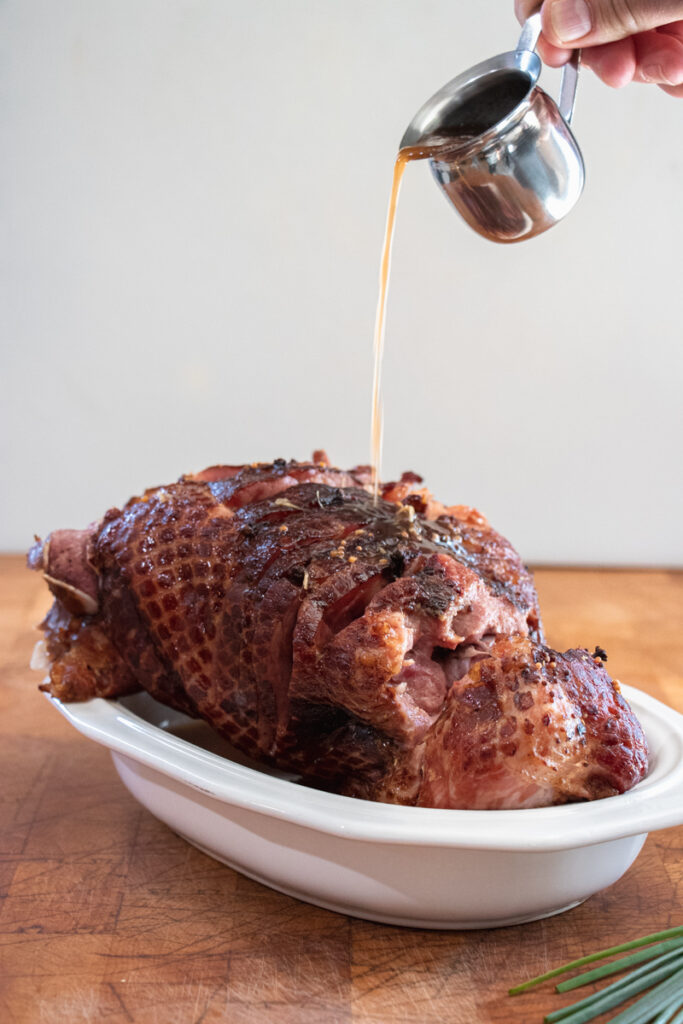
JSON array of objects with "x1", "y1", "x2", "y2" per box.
[
  {"x1": 633, "y1": 24, "x2": 683, "y2": 84},
  {"x1": 579, "y1": 27, "x2": 683, "y2": 87},
  {"x1": 656, "y1": 19, "x2": 683, "y2": 40},
  {"x1": 535, "y1": 35, "x2": 574, "y2": 66},
  {"x1": 514, "y1": 0, "x2": 542, "y2": 22},
  {"x1": 515, "y1": 1, "x2": 683, "y2": 47},
  {"x1": 547, "y1": 1, "x2": 683, "y2": 46},
  {"x1": 582, "y1": 38, "x2": 637, "y2": 87},
  {"x1": 514, "y1": 4, "x2": 683, "y2": 93}
]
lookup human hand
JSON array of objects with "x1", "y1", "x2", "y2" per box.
[{"x1": 514, "y1": 1, "x2": 683, "y2": 97}]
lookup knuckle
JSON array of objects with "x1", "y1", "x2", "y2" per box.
[{"x1": 601, "y1": 0, "x2": 646, "y2": 35}]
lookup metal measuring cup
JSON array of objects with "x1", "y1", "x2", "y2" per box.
[{"x1": 401, "y1": 14, "x2": 584, "y2": 243}]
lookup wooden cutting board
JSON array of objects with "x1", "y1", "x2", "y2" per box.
[{"x1": 1, "y1": 555, "x2": 681, "y2": 1024}]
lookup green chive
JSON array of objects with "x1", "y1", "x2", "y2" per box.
[
  {"x1": 557, "y1": 939, "x2": 683, "y2": 993},
  {"x1": 652, "y1": 999, "x2": 683, "y2": 1024},
  {"x1": 666, "y1": 1007, "x2": 683, "y2": 1024},
  {"x1": 510, "y1": 926, "x2": 683, "y2": 995},
  {"x1": 544, "y1": 955, "x2": 683, "y2": 1024},
  {"x1": 605, "y1": 966, "x2": 683, "y2": 1024}
]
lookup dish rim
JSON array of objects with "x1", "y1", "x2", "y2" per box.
[{"x1": 50, "y1": 684, "x2": 683, "y2": 853}]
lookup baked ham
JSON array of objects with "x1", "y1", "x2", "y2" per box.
[{"x1": 28, "y1": 454, "x2": 648, "y2": 808}]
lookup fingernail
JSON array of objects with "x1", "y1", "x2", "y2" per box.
[{"x1": 549, "y1": 0, "x2": 592, "y2": 43}]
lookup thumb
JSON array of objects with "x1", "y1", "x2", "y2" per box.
[{"x1": 540, "y1": 0, "x2": 683, "y2": 46}]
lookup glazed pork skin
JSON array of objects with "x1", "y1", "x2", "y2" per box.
[
  {"x1": 29, "y1": 455, "x2": 648, "y2": 808},
  {"x1": 415, "y1": 635, "x2": 649, "y2": 809}
]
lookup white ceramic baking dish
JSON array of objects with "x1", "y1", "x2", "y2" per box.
[{"x1": 50, "y1": 685, "x2": 683, "y2": 929}]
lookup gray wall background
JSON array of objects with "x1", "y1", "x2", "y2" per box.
[{"x1": 2, "y1": 0, "x2": 682, "y2": 563}]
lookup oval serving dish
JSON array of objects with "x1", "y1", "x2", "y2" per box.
[{"x1": 50, "y1": 684, "x2": 683, "y2": 929}]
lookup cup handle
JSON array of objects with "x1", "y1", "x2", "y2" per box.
[
  {"x1": 516, "y1": 12, "x2": 542, "y2": 53},
  {"x1": 559, "y1": 49, "x2": 581, "y2": 124},
  {"x1": 517, "y1": 11, "x2": 581, "y2": 125}
]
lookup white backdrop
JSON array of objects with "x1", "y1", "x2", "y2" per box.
[{"x1": 2, "y1": 0, "x2": 682, "y2": 563}]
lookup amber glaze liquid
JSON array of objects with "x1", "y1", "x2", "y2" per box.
[
  {"x1": 370, "y1": 142, "x2": 460, "y2": 501},
  {"x1": 368, "y1": 72, "x2": 532, "y2": 495},
  {"x1": 369, "y1": 74, "x2": 531, "y2": 499}
]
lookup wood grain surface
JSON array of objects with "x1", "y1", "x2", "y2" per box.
[{"x1": 1, "y1": 554, "x2": 681, "y2": 1024}]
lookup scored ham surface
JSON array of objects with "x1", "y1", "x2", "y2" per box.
[{"x1": 29, "y1": 454, "x2": 648, "y2": 808}]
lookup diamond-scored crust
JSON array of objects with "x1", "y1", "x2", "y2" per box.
[
  {"x1": 92, "y1": 462, "x2": 380, "y2": 759},
  {"x1": 416, "y1": 636, "x2": 649, "y2": 810},
  {"x1": 32, "y1": 458, "x2": 647, "y2": 808}
]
